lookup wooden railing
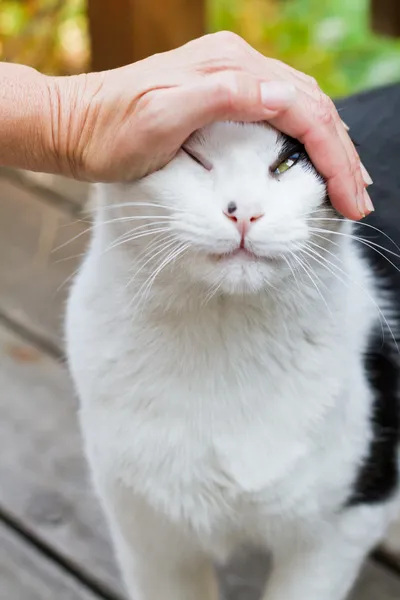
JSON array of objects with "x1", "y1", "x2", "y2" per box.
[
  {"x1": 371, "y1": 0, "x2": 400, "y2": 38},
  {"x1": 87, "y1": 0, "x2": 205, "y2": 72},
  {"x1": 87, "y1": 0, "x2": 400, "y2": 71}
]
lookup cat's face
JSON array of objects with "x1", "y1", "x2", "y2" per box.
[{"x1": 105, "y1": 122, "x2": 339, "y2": 295}]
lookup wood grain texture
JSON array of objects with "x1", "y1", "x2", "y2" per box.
[
  {"x1": 351, "y1": 561, "x2": 400, "y2": 599},
  {"x1": 88, "y1": 0, "x2": 205, "y2": 70},
  {"x1": 0, "y1": 167, "x2": 90, "y2": 210},
  {"x1": 0, "y1": 176, "x2": 89, "y2": 350},
  {"x1": 382, "y1": 517, "x2": 400, "y2": 567},
  {"x1": 0, "y1": 521, "x2": 102, "y2": 600},
  {"x1": 0, "y1": 323, "x2": 124, "y2": 597}
]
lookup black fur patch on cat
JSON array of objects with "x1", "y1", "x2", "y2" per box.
[
  {"x1": 347, "y1": 328, "x2": 400, "y2": 506},
  {"x1": 278, "y1": 135, "x2": 309, "y2": 168},
  {"x1": 346, "y1": 214, "x2": 400, "y2": 506},
  {"x1": 278, "y1": 134, "x2": 340, "y2": 212}
]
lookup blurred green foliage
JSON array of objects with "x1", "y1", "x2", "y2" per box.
[
  {"x1": 210, "y1": 0, "x2": 400, "y2": 96},
  {"x1": 0, "y1": 0, "x2": 399, "y2": 96}
]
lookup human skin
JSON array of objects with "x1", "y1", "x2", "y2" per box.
[{"x1": 0, "y1": 31, "x2": 373, "y2": 219}]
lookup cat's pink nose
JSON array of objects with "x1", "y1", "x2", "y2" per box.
[{"x1": 223, "y1": 202, "x2": 264, "y2": 238}]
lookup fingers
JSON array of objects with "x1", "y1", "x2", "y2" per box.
[
  {"x1": 147, "y1": 72, "x2": 297, "y2": 148},
  {"x1": 267, "y1": 88, "x2": 373, "y2": 220}
]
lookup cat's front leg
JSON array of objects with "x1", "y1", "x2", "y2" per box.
[
  {"x1": 261, "y1": 541, "x2": 365, "y2": 600},
  {"x1": 100, "y1": 482, "x2": 219, "y2": 600},
  {"x1": 262, "y1": 506, "x2": 391, "y2": 600}
]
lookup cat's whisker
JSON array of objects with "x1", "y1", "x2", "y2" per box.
[
  {"x1": 202, "y1": 279, "x2": 223, "y2": 307},
  {"x1": 56, "y1": 266, "x2": 82, "y2": 295},
  {"x1": 309, "y1": 227, "x2": 400, "y2": 275},
  {"x1": 292, "y1": 251, "x2": 333, "y2": 318},
  {"x1": 134, "y1": 232, "x2": 177, "y2": 262},
  {"x1": 52, "y1": 226, "x2": 92, "y2": 253},
  {"x1": 100, "y1": 201, "x2": 189, "y2": 214},
  {"x1": 125, "y1": 237, "x2": 181, "y2": 291},
  {"x1": 108, "y1": 219, "x2": 173, "y2": 244},
  {"x1": 307, "y1": 239, "x2": 346, "y2": 267},
  {"x1": 104, "y1": 225, "x2": 173, "y2": 254},
  {"x1": 307, "y1": 217, "x2": 400, "y2": 254},
  {"x1": 131, "y1": 235, "x2": 180, "y2": 274},
  {"x1": 52, "y1": 252, "x2": 86, "y2": 265},
  {"x1": 52, "y1": 215, "x2": 179, "y2": 253},
  {"x1": 302, "y1": 244, "x2": 396, "y2": 351},
  {"x1": 311, "y1": 232, "x2": 343, "y2": 252},
  {"x1": 282, "y1": 253, "x2": 302, "y2": 293},
  {"x1": 303, "y1": 242, "x2": 387, "y2": 346},
  {"x1": 134, "y1": 243, "x2": 190, "y2": 309}
]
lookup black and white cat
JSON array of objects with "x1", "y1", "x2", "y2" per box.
[{"x1": 66, "y1": 121, "x2": 400, "y2": 600}]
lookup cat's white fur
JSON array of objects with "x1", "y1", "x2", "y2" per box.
[{"x1": 66, "y1": 122, "x2": 400, "y2": 600}]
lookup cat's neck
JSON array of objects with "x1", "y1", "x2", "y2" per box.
[{"x1": 120, "y1": 253, "x2": 351, "y2": 346}]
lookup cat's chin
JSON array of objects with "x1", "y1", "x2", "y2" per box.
[{"x1": 185, "y1": 253, "x2": 289, "y2": 296}]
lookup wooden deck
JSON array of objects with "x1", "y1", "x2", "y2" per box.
[{"x1": 0, "y1": 170, "x2": 400, "y2": 599}]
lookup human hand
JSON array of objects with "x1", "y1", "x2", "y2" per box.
[{"x1": 48, "y1": 31, "x2": 372, "y2": 219}]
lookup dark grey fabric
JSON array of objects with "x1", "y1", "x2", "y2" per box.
[{"x1": 337, "y1": 84, "x2": 400, "y2": 231}]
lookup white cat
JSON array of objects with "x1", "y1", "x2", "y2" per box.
[{"x1": 66, "y1": 122, "x2": 400, "y2": 600}]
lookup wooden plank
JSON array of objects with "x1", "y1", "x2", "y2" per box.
[
  {"x1": 0, "y1": 167, "x2": 87, "y2": 215},
  {"x1": 351, "y1": 561, "x2": 400, "y2": 599},
  {"x1": 0, "y1": 167, "x2": 90, "y2": 210},
  {"x1": 0, "y1": 323, "x2": 124, "y2": 597},
  {"x1": 382, "y1": 518, "x2": 400, "y2": 568},
  {"x1": 0, "y1": 521, "x2": 103, "y2": 600},
  {"x1": 0, "y1": 176, "x2": 89, "y2": 350},
  {"x1": 88, "y1": 0, "x2": 205, "y2": 71},
  {"x1": 371, "y1": 0, "x2": 400, "y2": 37}
]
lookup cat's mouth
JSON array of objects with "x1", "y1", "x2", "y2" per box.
[
  {"x1": 210, "y1": 248, "x2": 281, "y2": 263},
  {"x1": 210, "y1": 248, "x2": 257, "y2": 262}
]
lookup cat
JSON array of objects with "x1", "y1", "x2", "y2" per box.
[{"x1": 65, "y1": 121, "x2": 400, "y2": 600}]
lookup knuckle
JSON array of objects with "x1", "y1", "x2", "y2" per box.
[
  {"x1": 214, "y1": 73, "x2": 236, "y2": 109},
  {"x1": 307, "y1": 75, "x2": 319, "y2": 90},
  {"x1": 315, "y1": 92, "x2": 335, "y2": 127},
  {"x1": 213, "y1": 30, "x2": 245, "y2": 58},
  {"x1": 214, "y1": 30, "x2": 243, "y2": 45},
  {"x1": 212, "y1": 72, "x2": 239, "y2": 111},
  {"x1": 350, "y1": 158, "x2": 361, "y2": 179}
]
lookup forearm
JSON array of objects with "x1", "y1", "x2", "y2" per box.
[
  {"x1": 0, "y1": 62, "x2": 54, "y2": 172},
  {"x1": 0, "y1": 62, "x2": 97, "y2": 178}
]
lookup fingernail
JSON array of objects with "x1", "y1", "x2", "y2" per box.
[
  {"x1": 363, "y1": 189, "x2": 375, "y2": 213},
  {"x1": 356, "y1": 196, "x2": 366, "y2": 219},
  {"x1": 260, "y1": 81, "x2": 297, "y2": 109},
  {"x1": 360, "y1": 162, "x2": 373, "y2": 187},
  {"x1": 341, "y1": 119, "x2": 350, "y2": 131}
]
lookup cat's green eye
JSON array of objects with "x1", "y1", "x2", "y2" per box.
[{"x1": 273, "y1": 152, "x2": 301, "y2": 176}]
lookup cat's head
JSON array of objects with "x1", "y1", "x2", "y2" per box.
[{"x1": 100, "y1": 122, "x2": 342, "y2": 296}]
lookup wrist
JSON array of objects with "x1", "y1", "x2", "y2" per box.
[{"x1": 44, "y1": 71, "x2": 106, "y2": 180}]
